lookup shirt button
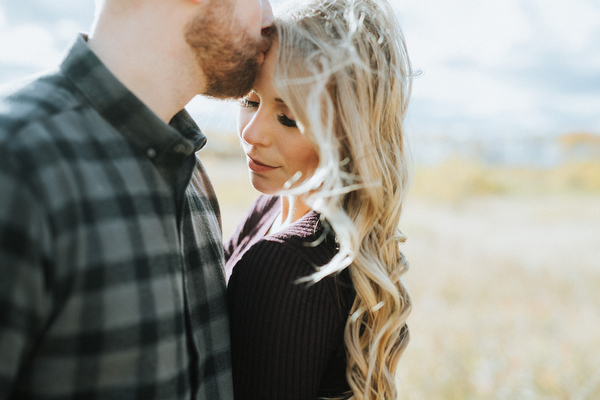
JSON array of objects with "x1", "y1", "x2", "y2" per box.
[
  {"x1": 173, "y1": 144, "x2": 188, "y2": 154},
  {"x1": 146, "y1": 148, "x2": 157, "y2": 158}
]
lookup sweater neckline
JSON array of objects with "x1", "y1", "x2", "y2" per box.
[{"x1": 262, "y1": 196, "x2": 322, "y2": 242}]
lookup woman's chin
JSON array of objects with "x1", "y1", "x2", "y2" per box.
[{"x1": 249, "y1": 180, "x2": 280, "y2": 196}]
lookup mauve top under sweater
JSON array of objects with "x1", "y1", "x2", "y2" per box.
[{"x1": 225, "y1": 195, "x2": 355, "y2": 400}]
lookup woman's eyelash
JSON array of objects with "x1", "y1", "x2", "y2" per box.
[
  {"x1": 240, "y1": 99, "x2": 259, "y2": 108},
  {"x1": 277, "y1": 114, "x2": 298, "y2": 128},
  {"x1": 239, "y1": 99, "x2": 297, "y2": 128}
]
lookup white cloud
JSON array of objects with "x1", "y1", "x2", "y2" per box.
[
  {"x1": 0, "y1": 2, "x2": 92, "y2": 74},
  {"x1": 413, "y1": 65, "x2": 536, "y2": 116},
  {"x1": 0, "y1": 23, "x2": 62, "y2": 68},
  {"x1": 55, "y1": 18, "x2": 86, "y2": 42},
  {"x1": 398, "y1": 0, "x2": 533, "y2": 69},
  {"x1": 393, "y1": 0, "x2": 600, "y2": 135},
  {"x1": 532, "y1": 0, "x2": 600, "y2": 49},
  {"x1": 1, "y1": 0, "x2": 598, "y2": 138}
]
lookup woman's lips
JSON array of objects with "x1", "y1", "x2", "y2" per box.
[{"x1": 247, "y1": 156, "x2": 277, "y2": 173}]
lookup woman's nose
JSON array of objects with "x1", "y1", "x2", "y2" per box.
[{"x1": 240, "y1": 111, "x2": 271, "y2": 147}]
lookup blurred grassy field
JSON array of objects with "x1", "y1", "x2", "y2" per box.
[{"x1": 201, "y1": 152, "x2": 600, "y2": 399}]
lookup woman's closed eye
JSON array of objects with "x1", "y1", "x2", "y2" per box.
[
  {"x1": 277, "y1": 114, "x2": 297, "y2": 128},
  {"x1": 239, "y1": 95, "x2": 297, "y2": 128},
  {"x1": 240, "y1": 98, "x2": 260, "y2": 108}
]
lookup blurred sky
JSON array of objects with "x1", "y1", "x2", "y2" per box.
[{"x1": 1, "y1": 0, "x2": 599, "y2": 139}]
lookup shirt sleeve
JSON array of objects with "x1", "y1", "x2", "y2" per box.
[
  {"x1": 0, "y1": 151, "x2": 50, "y2": 397},
  {"x1": 227, "y1": 239, "x2": 347, "y2": 400}
]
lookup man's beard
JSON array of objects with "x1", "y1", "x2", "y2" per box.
[{"x1": 185, "y1": 7, "x2": 271, "y2": 99}]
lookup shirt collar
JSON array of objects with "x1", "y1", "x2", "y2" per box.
[{"x1": 60, "y1": 34, "x2": 207, "y2": 161}]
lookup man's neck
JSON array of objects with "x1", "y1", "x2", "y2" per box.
[{"x1": 87, "y1": 8, "x2": 205, "y2": 123}]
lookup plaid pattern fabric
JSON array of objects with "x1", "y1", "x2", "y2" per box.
[{"x1": 0, "y1": 35, "x2": 233, "y2": 399}]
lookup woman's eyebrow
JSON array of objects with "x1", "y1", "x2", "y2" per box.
[{"x1": 275, "y1": 98, "x2": 284, "y2": 103}]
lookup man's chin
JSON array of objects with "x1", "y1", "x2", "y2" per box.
[
  {"x1": 202, "y1": 79, "x2": 256, "y2": 101},
  {"x1": 202, "y1": 57, "x2": 260, "y2": 100}
]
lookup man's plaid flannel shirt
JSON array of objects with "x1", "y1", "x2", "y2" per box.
[{"x1": 0, "y1": 35, "x2": 233, "y2": 400}]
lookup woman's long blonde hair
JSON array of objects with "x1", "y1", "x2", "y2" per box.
[{"x1": 274, "y1": 0, "x2": 413, "y2": 398}]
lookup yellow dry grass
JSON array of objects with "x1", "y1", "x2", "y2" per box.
[
  {"x1": 412, "y1": 158, "x2": 600, "y2": 201},
  {"x1": 397, "y1": 195, "x2": 600, "y2": 399}
]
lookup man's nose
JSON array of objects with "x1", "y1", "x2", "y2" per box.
[{"x1": 261, "y1": 0, "x2": 274, "y2": 29}]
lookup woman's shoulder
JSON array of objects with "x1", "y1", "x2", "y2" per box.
[
  {"x1": 230, "y1": 215, "x2": 343, "y2": 293},
  {"x1": 232, "y1": 232, "x2": 326, "y2": 279},
  {"x1": 228, "y1": 226, "x2": 355, "y2": 327},
  {"x1": 228, "y1": 204, "x2": 354, "y2": 304},
  {"x1": 266, "y1": 211, "x2": 337, "y2": 267}
]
